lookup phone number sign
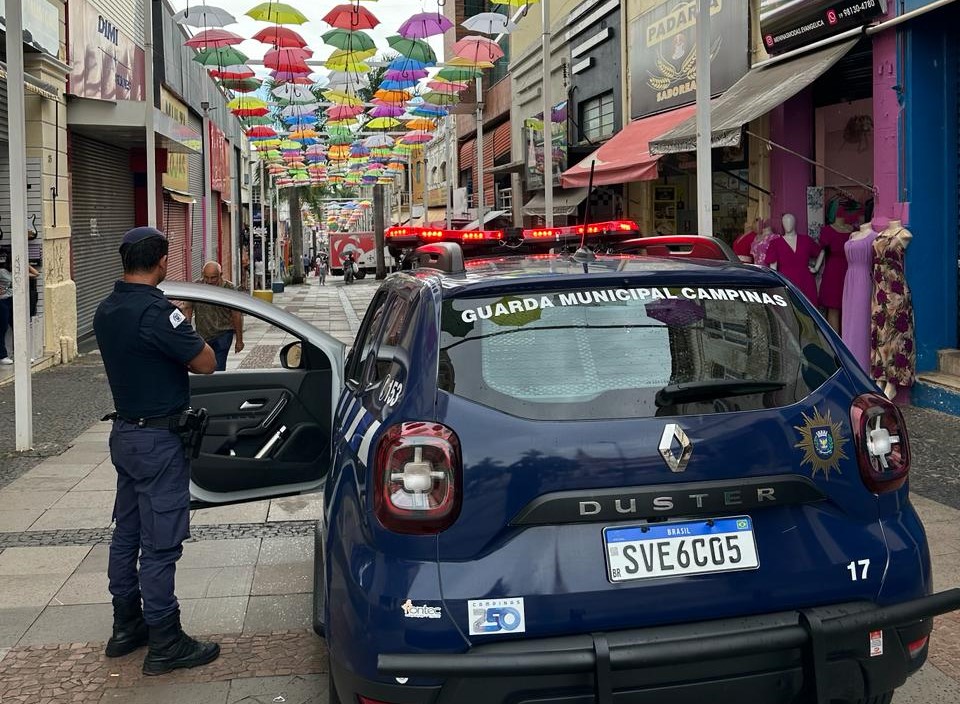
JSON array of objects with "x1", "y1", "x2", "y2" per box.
[{"x1": 760, "y1": 0, "x2": 887, "y2": 55}]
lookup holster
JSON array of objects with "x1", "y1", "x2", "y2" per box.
[{"x1": 175, "y1": 408, "x2": 210, "y2": 459}]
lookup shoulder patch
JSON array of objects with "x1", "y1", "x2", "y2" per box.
[{"x1": 169, "y1": 309, "x2": 186, "y2": 328}]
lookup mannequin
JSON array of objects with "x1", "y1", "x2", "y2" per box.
[
  {"x1": 841, "y1": 222, "x2": 878, "y2": 373},
  {"x1": 818, "y1": 215, "x2": 854, "y2": 332},
  {"x1": 870, "y1": 220, "x2": 915, "y2": 400},
  {"x1": 732, "y1": 219, "x2": 761, "y2": 263},
  {"x1": 767, "y1": 214, "x2": 822, "y2": 303}
]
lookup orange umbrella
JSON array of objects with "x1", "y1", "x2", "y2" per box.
[
  {"x1": 373, "y1": 88, "x2": 411, "y2": 104},
  {"x1": 404, "y1": 118, "x2": 437, "y2": 131}
]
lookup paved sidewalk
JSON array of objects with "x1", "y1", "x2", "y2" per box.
[{"x1": 0, "y1": 275, "x2": 958, "y2": 702}]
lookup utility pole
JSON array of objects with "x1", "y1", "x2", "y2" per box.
[
  {"x1": 258, "y1": 158, "x2": 266, "y2": 289},
  {"x1": 247, "y1": 152, "x2": 254, "y2": 293},
  {"x1": 202, "y1": 102, "x2": 215, "y2": 260},
  {"x1": 475, "y1": 76, "x2": 485, "y2": 227},
  {"x1": 7, "y1": 0, "x2": 32, "y2": 450},
  {"x1": 696, "y1": 0, "x2": 714, "y2": 237},
  {"x1": 373, "y1": 184, "x2": 386, "y2": 279},
  {"x1": 541, "y1": 0, "x2": 554, "y2": 228},
  {"x1": 144, "y1": 0, "x2": 157, "y2": 227},
  {"x1": 445, "y1": 114, "x2": 453, "y2": 229}
]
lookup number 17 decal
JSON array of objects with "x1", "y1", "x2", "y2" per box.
[{"x1": 846, "y1": 559, "x2": 870, "y2": 581}]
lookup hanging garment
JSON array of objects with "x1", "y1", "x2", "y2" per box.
[
  {"x1": 766, "y1": 234, "x2": 821, "y2": 302},
  {"x1": 732, "y1": 231, "x2": 756, "y2": 260},
  {"x1": 750, "y1": 233, "x2": 778, "y2": 267},
  {"x1": 818, "y1": 225, "x2": 851, "y2": 310},
  {"x1": 840, "y1": 231, "x2": 877, "y2": 372},
  {"x1": 870, "y1": 229, "x2": 916, "y2": 387}
]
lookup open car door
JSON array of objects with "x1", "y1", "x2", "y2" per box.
[{"x1": 160, "y1": 282, "x2": 346, "y2": 506}]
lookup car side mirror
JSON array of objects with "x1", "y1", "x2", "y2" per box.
[
  {"x1": 280, "y1": 341, "x2": 304, "y2": 370},
  {"x1": 376, "y1": 345, "x2": 409, "y2": 371}
]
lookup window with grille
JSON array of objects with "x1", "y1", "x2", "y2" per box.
[{"x1": 579, "y1": 92, "x2": 615, "y2": 142}]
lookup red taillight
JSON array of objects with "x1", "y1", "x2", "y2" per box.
[
  {"x1": 850, "y1": 393, "x2": 911, "y2": 493},
  {"x1": 374, "y1": 422, "x2": 462, "y2": 534},
  {"x1": 907, "y1": 635, "x2": 929, "y2": 657}
]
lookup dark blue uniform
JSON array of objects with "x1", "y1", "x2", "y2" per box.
[{"x1": 95, "y1": 280, "x2": 205, "y2": 625}]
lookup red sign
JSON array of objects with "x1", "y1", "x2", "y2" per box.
[
  {"x1": 329, "y1": 232, "x2": 376, "y2": 269},
  {"x1": 208, "y1": 122, "x2": 230, "y2": 193},
  {"x1": 68, "y1": 0, "x2": 145, "y2": 101}
]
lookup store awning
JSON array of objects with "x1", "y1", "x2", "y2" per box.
[
  {"x1": 523, "y1": 187, "x2": 588, "y2": 217},
  {"x1": 560, "y1": 105, "x2": 697, "y2": 188},
  {"x1": 650, "y1": 39, "x2": 858, "y2": 155},
  {"x1": 461, "y1": 210, "x2": 508, "y2": 230},
  {"x1": 165, "y1": 189, "x2": 195, "y2": 205}
]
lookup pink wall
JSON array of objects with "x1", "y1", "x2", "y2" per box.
[
  {"x1": 770, "y1": 89, "x2": 814, "y2": 235},
  {"x1": 872, "y1": 26, "x2": 904, "y2": 223}
]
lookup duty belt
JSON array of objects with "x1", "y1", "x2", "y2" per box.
[{"x1": 101, "y1": 411, "x2": 181, "y2": 430}]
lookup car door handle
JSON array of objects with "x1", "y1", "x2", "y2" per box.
[{"x1": 240, "y1": 400, "x2": 266, "y2": 411}]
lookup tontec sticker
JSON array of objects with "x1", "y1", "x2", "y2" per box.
[{"x1": 468, "y1": 597, "x2": 526, "y2": 636}]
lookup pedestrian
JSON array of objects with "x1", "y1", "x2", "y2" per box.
[
  {"x1": 303, "y1": 253, "x2": 311, "y2": 278},
  {"x1": 316, "y1": 253, "x2": 327, "y2": 286},
  {"x1": 183, "y1": 262, "x2": 245, "y2": 371},
  {"x1": 93, "y1": 226, "x2": 220, "y2": 675},
  {"x1": 0, "y1": 250, "x2": 12, "y2": 364}
]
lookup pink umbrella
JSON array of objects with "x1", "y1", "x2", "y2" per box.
[
  {"x1": 271, "y1": 69, "x2": 312, "y2": 81},
  {"x1": 401, "y1": 130, "x2": 435, "y2": 144},
  {"x1": 398, "y1": 12, "x2": 453, "y2": 39},
  {"x1": 427, "y1": 80, "x2": 467, "y2": 94},
  {"x1": 326, "y1": 105, "x2": 365, "y2": 120},
  {"x1": 264, "y1": 47, "x2": 313, "y2": 71},
  {"x1": 452, "y1": 35, "x2": 504, "y2": 63},
  {"x1": 184, "y1": 29, "x2": 244, "y2": 49}
]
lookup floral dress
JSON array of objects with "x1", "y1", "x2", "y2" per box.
[{"x1": 870, "y1": 230, "x2": 915, "y2": 387}]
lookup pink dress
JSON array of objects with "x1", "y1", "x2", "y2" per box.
[
  {"x1": 766, "y1": 234, "x2": 822, "y2": 303},
  {"x1": 818, "y1": 225, "x2": 851, "y2": 309},
  {"x1": 750, "y1": 233, "x2": 778, "y2": 267}
]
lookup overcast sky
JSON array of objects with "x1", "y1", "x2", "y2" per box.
[{"x1": 167, "y1": 0, "x2": 449, "y2": 80}]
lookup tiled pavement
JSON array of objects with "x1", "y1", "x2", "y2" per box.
[{"x1": 0, "y1": 275, "x2": 959, "y2": 702}]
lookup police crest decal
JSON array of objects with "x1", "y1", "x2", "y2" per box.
[{"x1": 794, "y1": 407, "x2": 848, "y2": 479}]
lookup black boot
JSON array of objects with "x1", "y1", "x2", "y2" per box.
[
  {"x1": 142, "y1": 610, "x2": 220, "y2": 676},
  {"x1": 104, "y1": 593, "x2": 148, "y2": 658}
]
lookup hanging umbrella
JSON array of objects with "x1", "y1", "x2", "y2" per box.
[
  {"x1": 409, "y1": 104, "x2": 449, "y2": 117},
  {"x1": 452, "y1": 36, "x2": 505, "y2": 63},
  {"x1": 322, "y1": 29, "x2": 377, "y2": 53},
  {"x1": 364, "y1": 134, "x2": 395, "y2": 148},
  {"x1": 369, "y1": 104, "x2": 405, "y2": 118},
  {"x1": 323, "y1": 4, "x2": 380, "y2": 30},
  {"x1": 397, "y1": 12, "x2": 453, "y2": 39},
  {"x1": 232, "y1": 106, "x2": 270, "y2": 118},
  {"x1": 462, "y1": 12, "x2": 518, "y2": 35},
  {"x1": 379, "y1": 79, "x2": 418, "y2": 91},
  {"x1": 324, "y1": 90, "x2": 365, "y2": 106},
  {"x1": 387, "y1": 36, "x2": 437, "y2": 64},
  {"x1": 246, "y1": 2, "x2": 309, "y2": 24},
  {"x1": 325, "y1": 53, "x2": 374, "y2": 73},
  {"x1": 193, "y1": 46, "x2": 249, "y2": 67},
  {"x1": 326, "y1": 105, "x2": 365, "y2": 120},
  {"x1": 402, "y1": 131, "x2": 435, "y2": 144},
  {"x1": 374, "y1": 88, "x2": 412, "y2": 104},
  {"x1": 366, "y1": 117, "x2": 401, "y2": 130},
  {"x1": 436, "y1": 66, "x2": 481, "y2": 81},
  {"x1": 173, "y1": 6, "x2": 236, "y2": 27},
  {"x1": 184, "y1": 28, "x2": 244, "y2": 49},
  {"x1": 446, "y1": 55, "x2": 495, "y2": 69},
  {"x1": 427, "y1": 80, "x2": 467, "y2": 93},
  {"x1": 271, "y1": 69, "x2": 312, "y2": 82},
  {"x1": 272, "y1": 83, "x2": 315, "y2": 101},
  {"x1": 227, "y1": 96, "x2": 268, "y2": 111},
  {"x1": 422, "y1": 92, "x2": 460, "y2": 106},
  {"x1": 264, "y1": 47, "x2": 312, "y2": 71},
  {"x1": 491, "y1": 0, "x2": 538, "y2": 6},
  {"x1": 246, "y1": 125, "x2": 278, "y2": 138},
  {"x1": 385, "y1": 67, "x2": 429, "y2": 82},
  {"x1": 252, "y1": 26, "x2": 308, "y2": 47},
  {"x1": 219, "y1": 78, "x2": 262, "y2": 92},
  {"x1": 388, "y1": 56, "x2": 428, "y2": 73},
  {"x1": 405, "y1": 118, "x2": 437, "y2": 131}
]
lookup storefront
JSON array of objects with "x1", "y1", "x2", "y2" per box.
[
  {"x1": 158, "y1": 86, "x2": 200, "y2": 282},
  {"x1": 188, "y1": 114, "x2": 205, "y2": 276},
  {"x1": 209, "y1": 121, "x2": 231, "y2": 273}
]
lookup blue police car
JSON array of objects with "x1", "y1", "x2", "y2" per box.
[{"x1": 162, "y1": 236, "x2": 960, "y2": 704}]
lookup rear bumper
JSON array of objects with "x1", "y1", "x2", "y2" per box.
[{"x1": 348, "y1": 589, "x2": 960, "y2": 704}]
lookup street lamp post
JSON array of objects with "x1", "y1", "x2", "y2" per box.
[
  {"x1": 445, "y1": 114, "x2": 453, "y2": 229},
  {"x1": 144, "y1": 0, "x2": 157, "y2": 228},
  {"x1": 696, "y1": 0, "x2": 714, "y2": 237},
  {"x1": 541, "y1": 0, "x2": 554, "y2": 228},
  {"x1": 6, "y1": 0, "x2": 33, "y2": 450},
  {"x1": 475, "y1": 76, "x2": 485, "y2": 227}
]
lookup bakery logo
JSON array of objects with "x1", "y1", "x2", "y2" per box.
[
  {"x1": 401, "y1": 600, "x2": 442, "y2": 620},
  {"x1": 645, "y1": 1, "x2": 723, "y2": 105}
]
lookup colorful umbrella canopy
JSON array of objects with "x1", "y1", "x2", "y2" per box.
[
  {"x1": 374, "y1": 88, "x2": 412, "y2": 103},
  {"x1": 422, "y1": 92, "x2": 460, "y2": 106},
  {"x1": 246, "y1": 125, "x2": 278, "y2": 138},
  {"x1": 365, "y1": 117, "x2": 401, "y2": 130},
  {"x1": 219, "y1": 78, "x2": 261, "y2": 92},
  {"x1": 405, "y1": 118, "x2": 437, "y2": 131},
  {"x1": 326, "y1": 72, "x2": 370, "y2": 88},
  {"x1": 380, "y1": 79, "x2": 418, "y2": 91},
  {"x1": 173, "y1": 6, "x2": 235, "y2": 27},
  {"x1": 461, "y1": 12, "x2": 518, "y2": 35},
  {"x1": 324, "y1": 90, "x2": 365, "y2": 106},
  {"x1": 452, "y1": 36, "x2": 505, "y2": 63},
  {"x1": 385, "y1": 67, "x2": 429, "y2": 81},
  {"x1": 436, "y1": 66, "x2": 481, "y2": 81},
  {"x1": 409, "y1": 104, "x2": 449, "y2": 117},
  {"x1": 389, "y1": 56, "x2": 428, "y2": 72},
  {"x1": 402, "y1": 130, "x2": 435, "y2": 144},
  {"x1": 387, "y1": 36, "x2": 437, "y2": 64},
  {"x1": 227, "y1": 96, "x2": 267, "y2": 111},
  {"x1": 271, "y1": 83, "x2": 315, "y2": 101},
  {"x1": 364, "y1": 134, "x2": 395, "y2": 148},
  {"x1": 368, "y1": 104, "x2": 405, "y2": 118},
  {"x1": 446, "y1": 55, "x2": 495, "y2": 69},
  {"x1": 242, "y1": 115, "x2": 275, "y2": 126},
  {"x1": 271, "y1": 69, "x2": 312, "y2": 81},
  {"x1": 264, "y1": 47, "x2": 312, "y2": 72},
  {"x1": 397, "y1": 12, "x2": 453, "y2": 39},
  {"x1": 193, "y1": 46, "x2": 248, "y2": 67},
  {"x1": 246, "y1": 2, "x2": 308, "y2": 24},
  {"x1": 427, "y1": 80, "x2": 467, "y2": 93},
  {"x1": 323, "y1": 4, "x2": 380, "y2": 30},
  {"x1": 326, "y1": 105, "x2": 365, "y2": 120},
  {"x1": 184, "y1": 28, "x2": 243, "y2": 49},
  {"x1": 322, "y1": 29, "x2": 377, "y2": 52},
  {"x1": 252, "y1": 26, "x2": 308, "y2": 47}
]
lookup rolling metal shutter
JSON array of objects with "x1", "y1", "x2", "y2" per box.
[
  {"x1": 162, "y1": 194, "x2": 189, "y2": 282},
  {"x1": 218, "y1": 200, "x2": 232, "y2": 280},
  {"x1": 70, "y1": 133, "x2": 135, "y2": 338},
  {"x1": 188, "y1": 150, "x2": 204, "y2": 276},
  {"x1": 0, "y1": 80, "x2": 8, "y2": 141},
  {"x1": 493, "y1": 122, "x2": 511, "y2": 158}
]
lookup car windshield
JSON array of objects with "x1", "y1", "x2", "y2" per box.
[{"x1": 438, "y1": 284, "x2": 839, "y2": 420}]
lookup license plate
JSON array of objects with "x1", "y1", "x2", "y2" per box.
[{"x1": 604, "y1": 516, "x2": 759, "y2": 582}]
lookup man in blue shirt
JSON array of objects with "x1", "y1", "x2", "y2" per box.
[{"x1": 94, "y1": 227, "x2": 220, "y2": 675}]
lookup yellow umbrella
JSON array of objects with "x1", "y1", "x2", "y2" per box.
[
  {"x1": 328, "y1": 47, "x2": 377, "y2": 62},
  {"x1": 226, "y1": 96, "x2": 267, "y2": 110},
  {"x1": 323, "y1": 90, "x2": 365, "y2": 106},
  {"x1": 446, "y1": 55, "x2": 495, "y2": 69},
  {"x1": 326, "y1": 118, "x2": 359, "y2": 128},
  {"x1": 366, "y1": 117, "x2": 400, "y2": 129}
]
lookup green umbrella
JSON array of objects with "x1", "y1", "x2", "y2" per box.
[
  {"x1": 193, "y1": 46, "x2": 248, "y2": 67},
  {"x1": 327, "y1": 134, "x2": 354, "y2": 145},
  {"x1": 322, "y1": 29, "x2": 376, "y2": 53},
  {"x1": 422, "y1": 92, "x2": 460, "y2": 106},
  {"x1": 436, "y1": 67, "x2": 481, "y2": 81},
  {"x1": 242, "y1": 116, "x2": 275, "y2": 126},
  {"x1": 219, "y1": 78, "x2": 261, "y2": 92},
  {"x1": 386, "y1": 35, "x2": 437, "y2": 64}
]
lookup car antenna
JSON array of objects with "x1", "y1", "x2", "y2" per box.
[{"x1": 572, "y1": 160, "x2": 596, "y2": 263}]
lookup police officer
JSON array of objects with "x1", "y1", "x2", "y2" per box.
[{"x1": 94, "y1": 226, "x2": 220, "y2": 675}]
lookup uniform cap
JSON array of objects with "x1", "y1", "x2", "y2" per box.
[{"x1": 120, "y1": 227, "x2": 166, "y2": 248}]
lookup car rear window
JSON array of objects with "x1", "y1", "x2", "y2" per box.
[{"x1": 438, "y1": 284, "x2": 840, "y2": 420}]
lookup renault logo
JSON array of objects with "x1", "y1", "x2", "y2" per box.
[{"x1": 659, "y1": 424, "x2": 693, "y2": 473}]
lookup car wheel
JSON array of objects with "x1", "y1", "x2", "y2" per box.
[
  {"x1": 312, "y1": 520, "x2": 325, "y2": 637},
  {"x1": 845, "y1": 693, "x2": 894, "y2": 704},
  {"x1": 327, "y1": 656, "x2": 342, "y2": 704}
]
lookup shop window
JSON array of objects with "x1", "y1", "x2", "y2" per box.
[
  {"x1": 580, "y1": 92, "x2": 615, "y2": 143},
  {"x1": 440, "y1": 162, "x2": 447, "y2": 181}
]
